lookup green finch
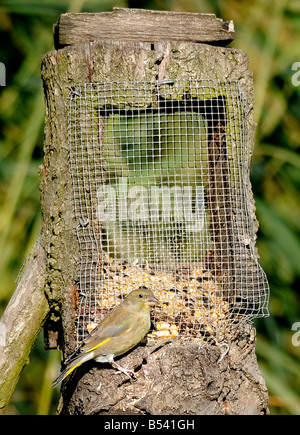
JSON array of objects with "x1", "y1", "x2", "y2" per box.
[{"x1": 52, "y1": 287, "x2": 159, "y2": 387}]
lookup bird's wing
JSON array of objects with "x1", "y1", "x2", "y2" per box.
[
  {"x1": 80, "y1": 313, "x2": 134, "y2": 354},
  {"x1": 62, "y1": 322, "x2": 128, "y2": 364}
]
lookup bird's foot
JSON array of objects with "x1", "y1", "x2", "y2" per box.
[{"x1": 112, "y1": 361, "x2": 136, "y2": 379}]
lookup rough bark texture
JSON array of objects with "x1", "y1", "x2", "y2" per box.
[
  {"x1": 40, "y1": 23, "x2": 268, "y2": 414},
  {"x1": 0, "y1": 241, "x2": 49, "y2": 414},
  {"x1": 40, "y1": 50, "x2": 81, "y2": 356},
  {"x1": 58, "y1": 324, "x2": 268, "y2": 415}
]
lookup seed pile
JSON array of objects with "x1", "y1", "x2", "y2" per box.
[{"x1": 77, "y1": 255, "x2": 230, "y2": 344}]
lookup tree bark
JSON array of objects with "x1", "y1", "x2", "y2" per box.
[
  {"x1": 58, "y1": 324, "x2": 268, "y2": 415},
  {"x1": 0, "y1": 241, "x2": 49, "y2": 414},
  {"x1": 40, "y1": 14, "x2": 269, "y2": 414}
]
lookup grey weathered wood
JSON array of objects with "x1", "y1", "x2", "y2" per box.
[{"x1": 54, "y1": 8, "x2": 234, "y2": 49}]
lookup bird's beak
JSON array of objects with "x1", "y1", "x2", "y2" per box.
[{"x1": 146, "y1": 296, "x2": 159, "y2": 307}]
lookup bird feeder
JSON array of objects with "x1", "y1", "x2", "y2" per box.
[{"x1": 41, "y1": 8, "x2": 269, "y2": 354}]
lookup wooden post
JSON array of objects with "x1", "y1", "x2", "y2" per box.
[{"x1": 41, "y1": 9, "x2": 268, "y2": 415}]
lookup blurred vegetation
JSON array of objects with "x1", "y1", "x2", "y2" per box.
[{"x1": 0, "y1": 0, "x2": 299, "y2": 415}]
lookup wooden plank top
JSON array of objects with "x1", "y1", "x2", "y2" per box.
[{"x1": 54, "y1": 8, "x2": 234, "y2": 48}]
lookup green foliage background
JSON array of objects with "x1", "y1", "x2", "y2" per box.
[{"x1": 0, "y1": 0, "x2": 299, "y2": 415}]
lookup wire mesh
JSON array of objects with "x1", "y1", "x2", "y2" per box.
[{"x1": 68, "y1": 79, "x2": 269, "y2": 348}]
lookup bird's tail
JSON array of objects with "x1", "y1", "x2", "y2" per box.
[{"x1": 52, "y1": 353, "x2": 90, "y2": 388}]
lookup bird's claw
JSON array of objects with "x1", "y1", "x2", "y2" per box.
[{"x1": 112, "y1": 362, "x2": 136, "y2": 379}]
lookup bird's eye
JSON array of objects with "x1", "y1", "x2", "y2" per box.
[{"x1": 138, "y1": 294, "x2": 144, "y2": 298}]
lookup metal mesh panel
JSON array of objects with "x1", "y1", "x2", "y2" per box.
[{"x1": 68, "y1": 79, "x2": 269, "y2": 348}]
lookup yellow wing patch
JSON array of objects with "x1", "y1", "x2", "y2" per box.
[
  {"x1": 88, "y1": 337, "x2": 111, "y2": 352},
  {"x1": 64, "y1": 360, "x2": 82, "y2": 379},
  {"x1": 85, "y1": 327, "x2": 132, "y2": 353}
]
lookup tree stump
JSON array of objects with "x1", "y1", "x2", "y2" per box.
[{"x1": 40, "y1": 9, "x2": 269, "y2": 415}]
